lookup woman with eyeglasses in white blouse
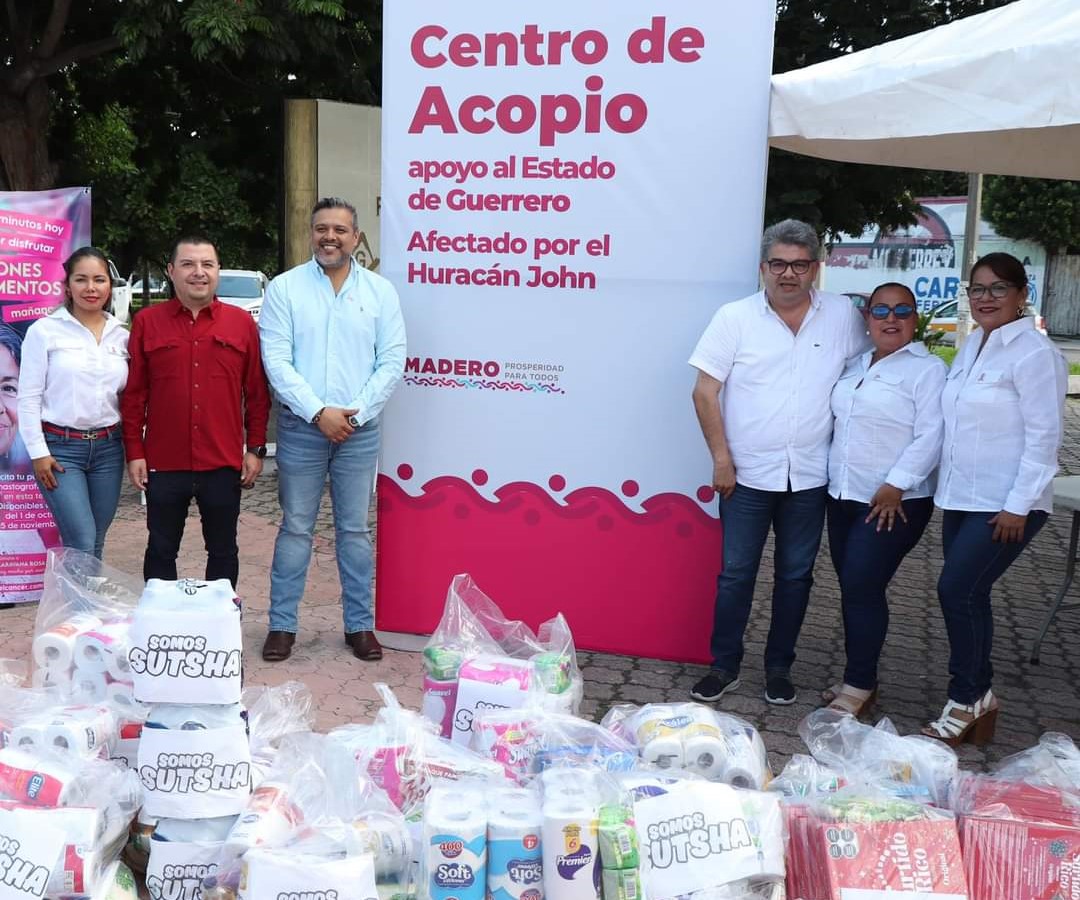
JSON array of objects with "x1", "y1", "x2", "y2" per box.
[
  {"x1": 822, "y1": 283, "x2": 946, "y2": 718},
  {"x1": 923, "y1": 252, "x2": 1066, "y2": 747}
]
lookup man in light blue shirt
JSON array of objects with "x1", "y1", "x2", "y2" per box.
[{"x1": 258, "y1": 197, "x2": 406, "y2": 662}]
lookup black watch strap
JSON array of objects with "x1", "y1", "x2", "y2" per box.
[{"x1": 249, "y1": 445, "x2": 268, "y2": 458}]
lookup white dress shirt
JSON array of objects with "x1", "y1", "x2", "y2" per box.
[
  {"x1": 17, "y1": 307, "x2": 129, "y2": 459},
  {"x1": 935, "y1": 317, "x2": 1066, "y2": 515},
  {"x1": 259, "y1": 257, "x2": 406, "y2": 423},
  {"x1": 689, "y1": 289, "x2": 870, "y2": 492},
  {"x1": 828, "y1": 342, "x2": 947, "y2": 503}
]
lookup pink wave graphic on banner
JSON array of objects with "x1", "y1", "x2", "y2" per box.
[
  {"x1": 375, "y1": 472, "x2": 722, "y2": 663},
  {"x1": 403, "y1": 376, "x2": 565, "y2": 394}
]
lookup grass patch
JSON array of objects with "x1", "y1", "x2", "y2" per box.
[{"x1": 932, "y1": 344, "x2": 1080, "y2": 375}]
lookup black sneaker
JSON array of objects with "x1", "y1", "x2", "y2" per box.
[
  {"x1": 765, "y1": 670, "x2": 797, "y2": 705},
  {"x1": 690, "y1": 671, "x2": 741, "y2": 702}
]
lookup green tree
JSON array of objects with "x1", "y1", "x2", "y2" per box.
[
  {"x1": 769, "y1": 0, "x2": 1013, "y2": 237},
  {"x1": 983, "y1": 176, "x2": 1080, "y2": 253}
]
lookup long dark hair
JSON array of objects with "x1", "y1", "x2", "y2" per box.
[{"x1": 62, "y1": 246, "x2": 113, "y2": 314}]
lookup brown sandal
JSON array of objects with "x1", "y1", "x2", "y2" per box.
[{"x1": 826, "y1": 684, "x2": 878, "y2": 718}]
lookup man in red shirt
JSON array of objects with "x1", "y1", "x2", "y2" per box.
[{"x1": 121, "y1": 236, "x2": 270, "y2": 587}]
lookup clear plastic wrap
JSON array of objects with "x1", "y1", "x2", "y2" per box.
[
  {"x1": 242, "y1": 681, "x2": 316, "y2": 787},
  {"x1": 950, "y1": 733, "x2": 1080, "y2": 900},
  {"x1": 798, "y1": 708, "x2": 958, "y2": 806},
  {"x1": 421, "y1": 574, "x2": 583, "y2": 741},
  {"x1": 30, "y1": 549, "x2": 143, "y2": 715},
  {"x1": 601, "y1": 702, "x2": 772, "y2": 789}
]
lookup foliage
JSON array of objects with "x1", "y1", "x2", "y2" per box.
[
  {"x1": 916, "y1": 312, "x2": 946, "y2": 349},
  {"x1": 983, "y1": 176, "x2": 1080, "y2": 253}
]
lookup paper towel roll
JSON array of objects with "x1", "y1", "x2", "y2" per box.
[
  {"x1": 542, "y1": 797, "x2": 600, "y2": 900},
  {"x1": 488, "y1": 789, "x2": 543, "y2": 900},
  {"x1": 0, "y1": 746, "x2": 77, "y2": 805},
  {"x1": 8, "y1": 722, "x2": 47, "y2": 751},
  {"x1": 720, "y1": 726, "x2": 769, "y2": 790},
  {"x1": 33, "y1": 614, "x2": 102, "y2": 670},
  {"x1": 421, "y1": 675, "x2": 458, "y2": 739},
  {"x1": 640, "y1": 735, "x2": 683, "y2": 769},
  {"x1": 31, "y1": 667, "x2": 69, "y2": 691},
  {"x1": 75, "y1": 621, "x2": 132, "y2": 679},
  {"x1": 542, "y1": 767, "x2": 597, "y2": 799},
  {"x1": 683, "y1": 732, "x2": 727, "y2": 779},
  {"x1": 46, "y1": 712, "x2": 111, "y2": 757},
  {"x1": 67, "y1": 668, "x2": 109, "y2": 703},
  {"x1": 425, "y1": 787, "x2": 487, "y2": 900}
]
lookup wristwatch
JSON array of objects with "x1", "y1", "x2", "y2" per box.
[
  {"x1": 311, "y1": 407, "x2": 325, "y2": 424},
  {"x1": 347, "y1": 414, "x2": 361, "y2": 427},
  {"x1": 249, "y1": 445, "x2": 268, "y2": 459}
]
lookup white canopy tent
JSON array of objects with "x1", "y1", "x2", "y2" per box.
[{"x1": 769, "y1": 0, "x2": 1080, "y2": 180}]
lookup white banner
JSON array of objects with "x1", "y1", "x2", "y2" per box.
[{"x1": 378, "y1": 2, "x2": 776, "y2": 661}]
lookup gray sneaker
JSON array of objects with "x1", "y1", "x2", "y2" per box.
[
  {"x1": 765, "y1": 669, "x2": 797, "y2": 705},
  {"x1": 690, "y1": 670, "x2": 741, "y2": 702}
]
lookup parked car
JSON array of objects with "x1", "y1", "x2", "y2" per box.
[
  {"x1": 217, "y1": 269, "x2": 268, "y2": 319},
  {"x1": 129, "y1": 273, "x2": 169, "y2": 299},
  {"x1": 107, "y1": 260, "x2": 132, "y2": 324},
  {"x1": 929, "y1": 298, "x2": 1047, "y2": 344}
]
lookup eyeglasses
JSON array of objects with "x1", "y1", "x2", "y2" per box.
[
  {"x1": 765, "y1": 258, "x2": 814, "y2": 275},
  {"x1": 968, "y1": 282, "x2": 1018, "y2": 300},
  {"x1": 868, "y1": 303, "x2": 916, "y2": 320}
]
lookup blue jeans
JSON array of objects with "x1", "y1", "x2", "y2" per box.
[
  {"x1": 269, "y1": 409, "x2": 380, "y2": 633},
  {"x1": 827, "y1": 495, "x2": 934, "y2": 690},
  {"x1": 938, "y1": 508, "x2": 1047, "y2": 704},
  {"x1": 38, "y1": 430, "x2": 125, "y2": 559},
  {"x1": 710, "y1": 483, "x2": 827, "y2": 674}
]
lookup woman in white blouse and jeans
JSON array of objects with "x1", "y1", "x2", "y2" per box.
[
  {"x1": 925, "y1": 252, "x2": 1066, "y2": 746},
  {"x1": 17, "y1": 247, "x2": 129, "y2": 559},
  {"x1": 824, "y1": 283, "x2": 947, "y2": 717}
]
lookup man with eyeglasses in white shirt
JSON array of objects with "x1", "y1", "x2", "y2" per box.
[{"x1": 688, "y1": 219, "x2": 869, "y2": 705}]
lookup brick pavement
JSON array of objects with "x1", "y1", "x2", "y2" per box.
[{"x1": 2, "y1": 404, "x2": 1079, "y2": 775}]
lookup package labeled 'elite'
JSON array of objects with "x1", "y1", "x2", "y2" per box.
[{"x1": 129, "y1": 579, "x2": 242, "y2": 705}]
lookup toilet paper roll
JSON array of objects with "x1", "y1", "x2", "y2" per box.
[
  {"x1": 74, "y1": 621, "x2": 132, "y2": 678},
  {"x1": 352, "y1": 810, "x2": 413, "y2": 878},
  {"x1": 33, "y1": 614, "x2": 103, "y2": 670},
  {"x1": 639, "y1": 735, "x2": 683, "y2": 770},
  {"x1": 31, "y1": 667, "x2": 69, "y2": 691},
  {"x1": 8, "y1": 722, "x2": 48, "y2": 752},
  {"x1": 105, "y1": 679, "x2": 136, "y2": 707},
  {"x1": 67, "y1": 668, "x2": 109, "y2": 703},
  {"x1": 682, "y1": 731, "x2": 727, "y2": 780},
  {"x1": 542, "y1": 767, "x2": 598, "y2": 799},
  {"x1": 719, "y1": 727, "x2": 769, "y2": 790},
  {"x1": 488, "y1": 789, "x2": 543, "y2": 900},
  {"x1": 421, "y1": 675, "x2": 458, "y2": 739},
  {"x1": 46, "y1": 712, "x2": 111, "y2": 757},
  {"x1": 542, "y1": 797, "x2": 600, "y2": 900},
  {"x1": 424, "y1": 787, "x2": 487, "y2": 900}
]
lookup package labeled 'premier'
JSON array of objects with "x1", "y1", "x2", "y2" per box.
[
  {"x1": 129, "y1": 579, "x2": 242, "y2": 705},
  {"x1": 138, "y1": 706, "x2": 251, "y2": 819}
]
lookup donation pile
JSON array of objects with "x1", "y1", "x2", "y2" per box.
[
  {"x1": 952, "y1": 732, "x2": 1080, "y2": 900},
  {"x1": 130, "y1": 577, "x2": 251, "y2": 900},
  {"x1": 420, "y1": 575, "x2": 583, "y2": 743},
  {"x1": 601, "y1": 702, "x2": 771, "y2": 789}
]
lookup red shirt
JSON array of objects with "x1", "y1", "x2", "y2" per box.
[{"x1": 122, "y1": 298, "x2": 270, "y2": 472}]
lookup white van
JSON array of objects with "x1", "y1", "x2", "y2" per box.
[
  {"x1": 107, "y1": 260, "x2": 132, "y2": 324},
  {"x1": 217, "y1": 270, "x2": 268, "y2": 319}
]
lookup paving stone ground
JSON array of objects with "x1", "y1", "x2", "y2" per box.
[{"x1": 2, "y1": 403, "x2": 1078, "y2": 776}]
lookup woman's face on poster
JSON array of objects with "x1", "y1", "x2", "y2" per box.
[{"x1": 0, "y1": 345, "x2": 18, "y2": 456}]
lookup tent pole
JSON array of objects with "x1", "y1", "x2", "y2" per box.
[{"x1": 956, "y1": 173, "x2": 983, "y2": 350}]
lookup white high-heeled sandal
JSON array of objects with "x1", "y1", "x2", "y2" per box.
[{"x1": 922, "y1": 690, "x2": 998, "y2": 747}]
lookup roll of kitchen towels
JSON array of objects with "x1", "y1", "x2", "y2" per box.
[
  {"x1": 0, "y1": 746, "x2": 78, "y2": 805},
  {"x1": 488, "y1": 788, "x2": 543, "y2": 900},
  {"x1": 8, "y1": 721, "x2": 48, "y2": 751},
  {"x1": 681, "y1": 706, "x2": 727, "y2": 780},
  {"x1": 68, "y1": 668, "x2": 109, "y2": 703},
  {"x1": 719, "y1": 725, "x2": 769, "y2": 790},
  {"x1": 31, "y1": 667, "x2": 69, "y2": 691},
  {"x1": 75, "y1": 620, "x2": 133, "y2": 682},
  {"x1": 46, "y1": 709, "x2": 113, "y2": 757},
  {"x1": 639, "y1": 736, "x2": 683, "y2": 770},
  {"x1": 421, "y1": 675, "x2": 458, "y2": 739},
  {"x1": 542, "y1": 796, "x2": 600, "y2": 900},
  {"x1": 631, "y1": 708, "x2": 688, "y2": 770},
  {"x1": 541, "y1": 767, "x2": 598, "y2": 801},
  {"x1": 33, "y1": 614, "x2": 103, "y2": 670},
  {"x1": 424, "y1": 786, "x2": 487, "y2": 900}
]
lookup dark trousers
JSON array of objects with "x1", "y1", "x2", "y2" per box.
[
  {"x1": 826, "y1": 495, "x2": 934, "y2": 690},
  {"x1": 144, "y1": 468, "x2": 241, "y2": 587},
  {"x1": 710, "y1": 483, "x2": 827, "y2": 674},
  {"x1": 937, "y1": 508, "x2": 1047, "y2": 704}
]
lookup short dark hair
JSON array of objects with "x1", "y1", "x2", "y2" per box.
[
  {"x1": 62, "y1": 246, "x2": 113, "y2": 314},
  {"x1": 0, "y1": 323, "x2": 21, "y2": 367},
  {"x1": 869, "y1": 281, "x2": 917, "y2": 306},
  {"x1": 311, "y1": 197, "x2": 359, "y2": 231},
  {"x1": 169, "y1": 235, "x2": 218, "y2": 264},
  {"x1": 971, "y1": 251, "x2": 1027, "y2": 288}
]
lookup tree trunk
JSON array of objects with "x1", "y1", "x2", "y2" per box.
[{"x1": 0, "y1": 80, "x2": 57, "y2": 191}]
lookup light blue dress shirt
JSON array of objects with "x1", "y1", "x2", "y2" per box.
[{"x1": 259, "y1": 257, "x2": 406, "y2": 423}]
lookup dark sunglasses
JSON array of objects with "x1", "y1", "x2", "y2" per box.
[{"x1": 868, "y1": 303, "x2": 916, "y2": 320}]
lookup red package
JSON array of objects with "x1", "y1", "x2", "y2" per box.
[
  {"x1": 815, "y1": 817, "x2": 968, "y2": 898},
  {"x1": 961, "y1": 814, "x2": 1080, "y2": 900}
]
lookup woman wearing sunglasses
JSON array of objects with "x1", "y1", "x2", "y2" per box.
[
  {"x1": 822, "y1": 282, "x2": 946, "y2": 717},
  {"x1": 924, "y1": 252, "x2": 1066, "y2": 746}
]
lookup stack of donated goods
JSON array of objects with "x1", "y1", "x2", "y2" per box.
[
  {"x1": 420, "y1": 574, "x2": 583, "y2": 743},
  {"x1": 131, "y1": 577, "x2": 250, "y2": 900}
]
